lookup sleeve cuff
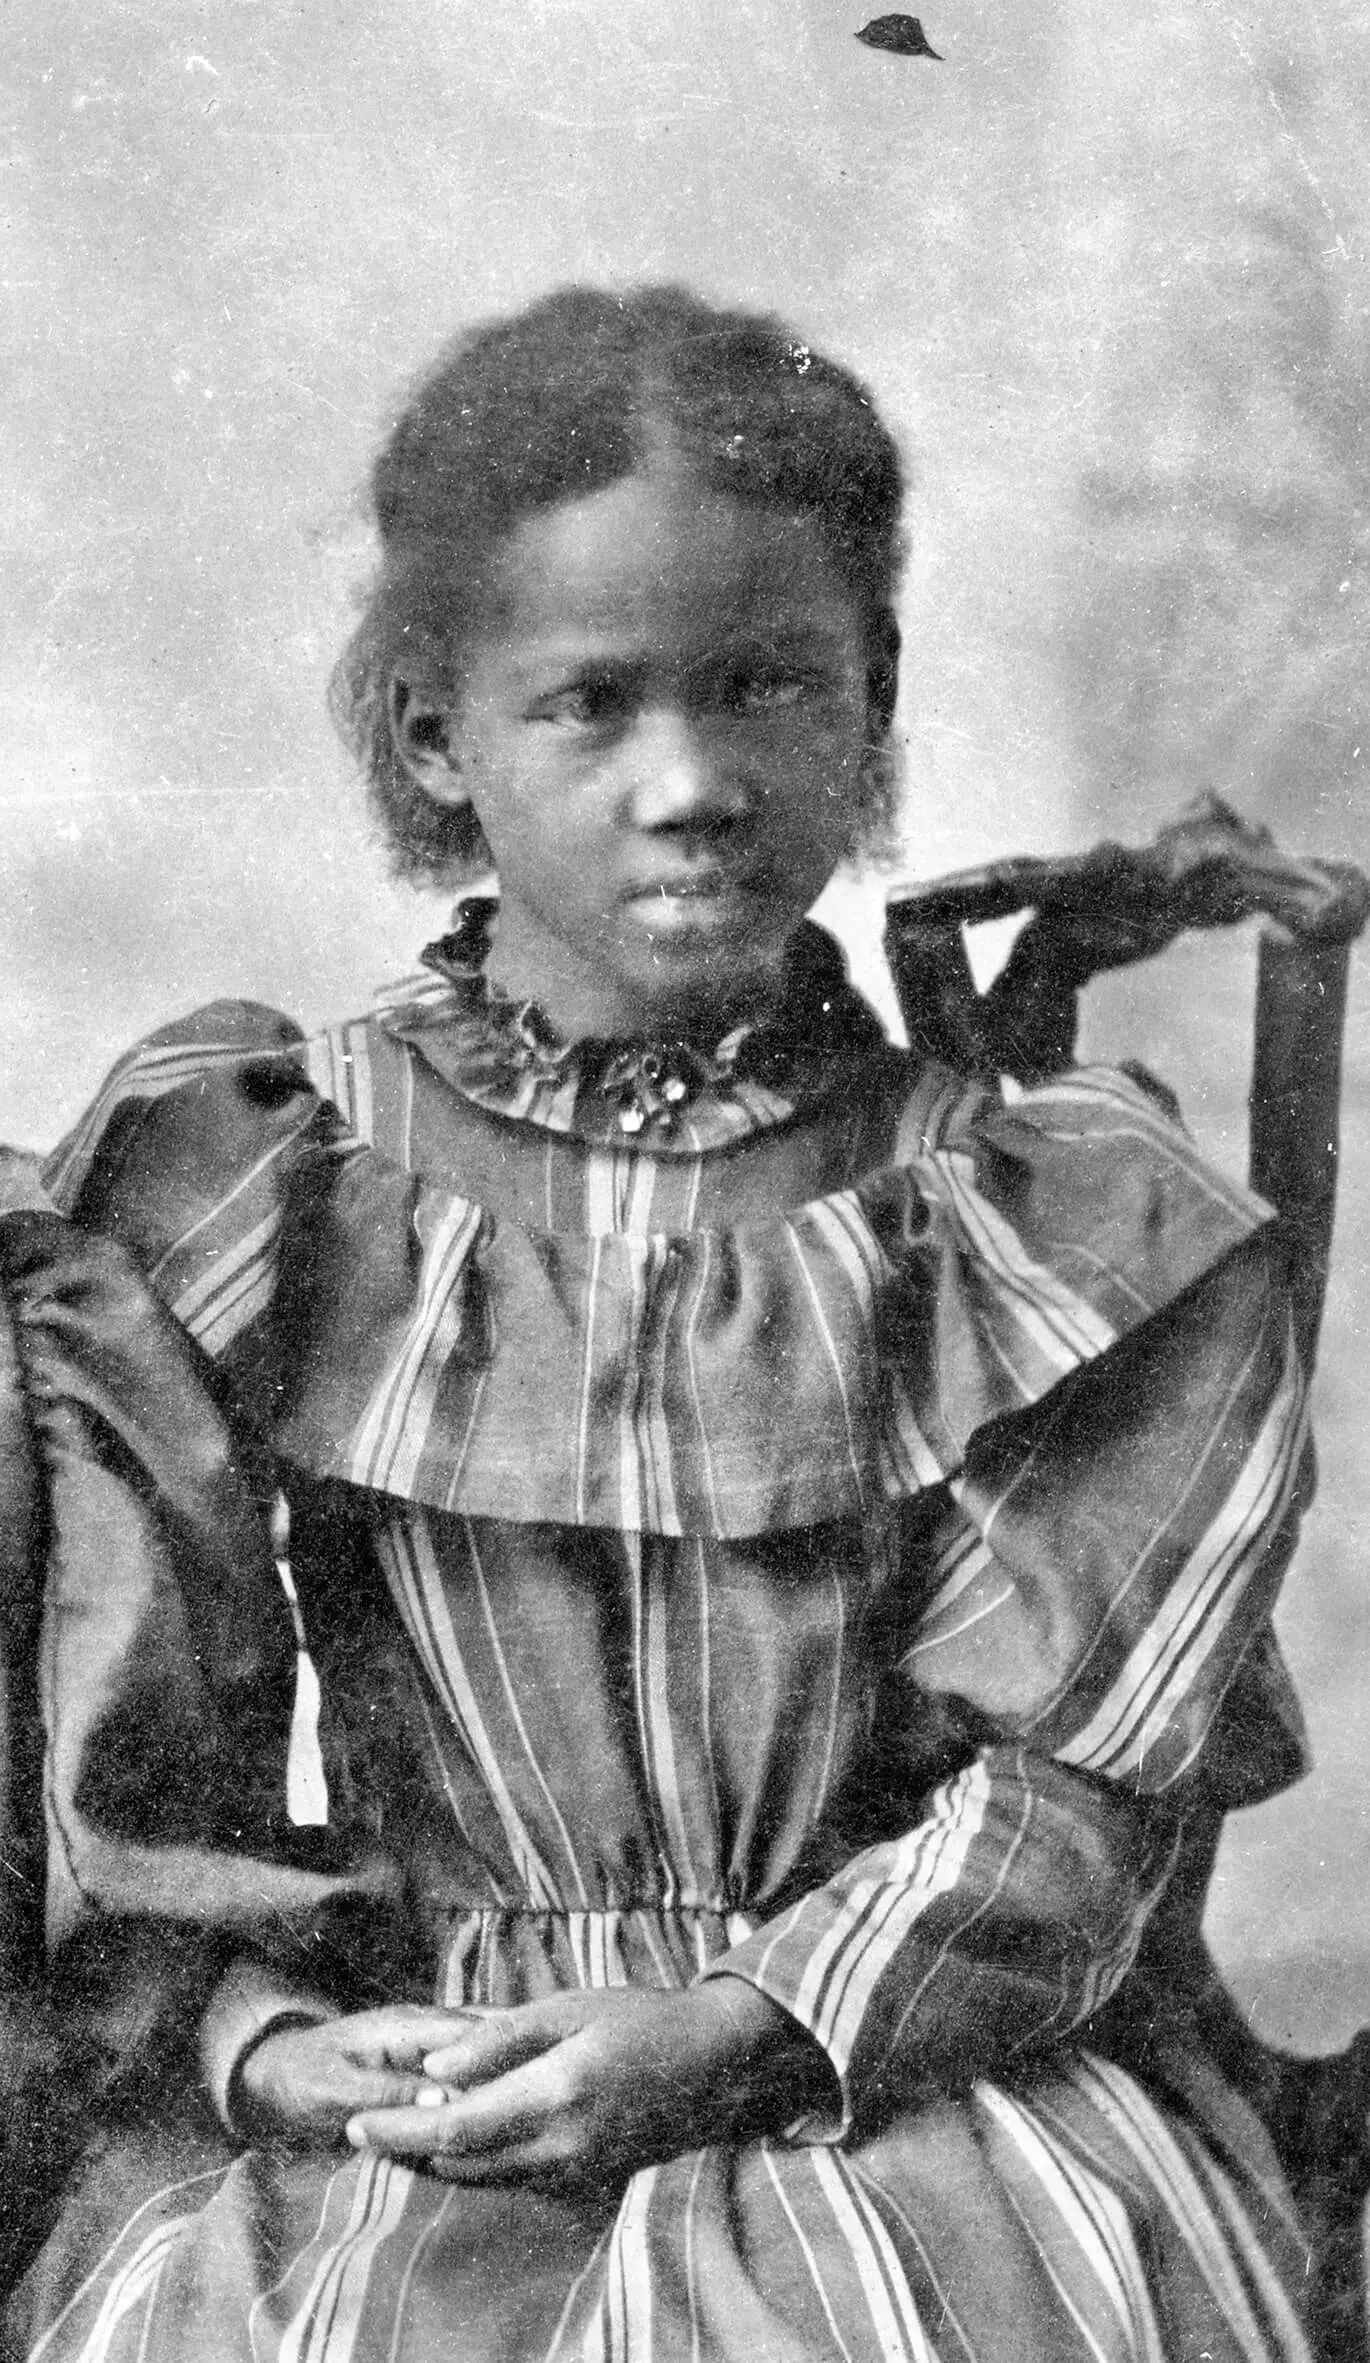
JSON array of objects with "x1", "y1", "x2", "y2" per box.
[
  {"x1": 696, "y1": 1953, "x2": 852, "y2": 2147},
  {"x1": 200, "y1": 1954, "x2": 332, "y2": 2135}
]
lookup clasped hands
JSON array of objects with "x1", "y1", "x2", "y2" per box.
[{"x1": 235, "y1": 1979, "x2": 835, "y2": 2196}]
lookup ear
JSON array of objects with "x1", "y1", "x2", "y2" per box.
[
  {"x1": 865, "y1": 607, "x2": 901, "y2": 739},
  {"x1": 388, "y1": 678, "x2": 471, "y2": 809}
]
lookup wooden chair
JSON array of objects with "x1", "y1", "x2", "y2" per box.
[{"x1": 885, "y1": 794, "x2": 1370, "y2": 2360}]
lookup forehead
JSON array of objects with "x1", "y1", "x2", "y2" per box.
[{"x1": 474, "y1": 462, "x2": 863, "y2": 668}]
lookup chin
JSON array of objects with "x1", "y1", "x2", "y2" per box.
[{"x1": 633, "y1": 951, "x2": 787, "y2": 1038}]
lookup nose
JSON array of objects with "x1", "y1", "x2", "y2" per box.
[{"x1": 625, "y1": 705, "x2": 752, "y2": 832}]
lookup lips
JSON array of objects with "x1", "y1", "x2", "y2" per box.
[
  {"x1": 620, "y1": 873, "x2": 766, "y2": 940},
  {"x1": 624, "y1": 867, "x2": 758, "y2": 904}
]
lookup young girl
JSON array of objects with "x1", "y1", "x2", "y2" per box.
[{"x1": 9, "y1": 286, "x2": 1317, "y2": 2362}]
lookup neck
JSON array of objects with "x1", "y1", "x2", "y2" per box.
[{"x1": 486, "y1": 906, "x2": 789, "y2": 1044}]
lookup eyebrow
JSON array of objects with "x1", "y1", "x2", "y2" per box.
[
  {"x1": 521, "y1": 653, "x2": 650, "y2": 699},
  {"x1": 711, "y1": 625, "x2": 855, "y2": 663},
  {"x1": 515, "y1": 624, "x2": 858, "y2": 689}
]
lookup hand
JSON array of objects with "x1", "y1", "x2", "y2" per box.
[
  {"x1": 235, "y1": 2005, "x2": 480, "y2": 2148},
  {"x1": 344, "y1": 1979, "x2": 837, "y2": 2196}
]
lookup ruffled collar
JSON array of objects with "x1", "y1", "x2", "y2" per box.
[
  {"x1": 383, "y1": 899, "x2": 892, "y2": 1151},
  {"x1": 37, "y1": 985, "x2": 1277, "y2": 1557}
]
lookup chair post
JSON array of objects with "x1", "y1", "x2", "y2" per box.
[{"x1": 1249, "y1": 932, "x2": 1356, "y2": 1374}]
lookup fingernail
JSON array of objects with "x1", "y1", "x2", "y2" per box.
[
  {"x1": 415, "y1": 2084, "x2": 448, "y2": 2109},
  {"x1": 345, "y1": 2120, "x2": 366, "y2": 2149}
]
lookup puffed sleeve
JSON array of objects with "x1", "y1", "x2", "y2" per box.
[
  {"x1": 0, "y1": 1201, "x2": 410, "y2": 2083},
  {"x1": 703, "y1": 1227, "x2": 1310, "y2": 2137}
]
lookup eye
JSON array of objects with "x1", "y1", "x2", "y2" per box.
[
  {"x1": 722, "y1": 664, "x2": 827, "y2": 717},
  {"x1": 744, "y1": 673, "x2": 808, "y2": 712},
  {"x1": 526, "y1": 673, "x2": 635, "y2": 729}
]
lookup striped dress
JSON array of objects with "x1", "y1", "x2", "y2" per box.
[{"x1": 8, "y1": 936, "x2": 1319, "y2": 2363}]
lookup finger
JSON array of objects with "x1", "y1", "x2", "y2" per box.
[
  {"x1": 343, "y1": 2071, "x2": 447, "y2": 2115},
  {"x1": 345, "y1": 2112, "x2": 549, "y2": 2189},
  {"x1": 421, "y1": 2008, "x2": 561, "y2": 2089},
  {"x1": 347, "y1": 2055, "x2": 557, "y2": 2161},
  {"x1": 345, "y1": 2099, "x2": 515, "y2": 2160},
  {"x1": 346, "y1": 2008, "x2": 482, "y2": 2071},
  {"x1": 424, "y1": 2136, "x2": 570, "y2": 2190}
]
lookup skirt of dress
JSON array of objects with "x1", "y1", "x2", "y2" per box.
[{"x1": 6, "y1": 2041, "x2": 1315, "y2": 2363}]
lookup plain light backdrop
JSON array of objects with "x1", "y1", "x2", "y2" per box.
[{"x1": 4, "y1": 0, "x2": 1369, "y2": 2049}]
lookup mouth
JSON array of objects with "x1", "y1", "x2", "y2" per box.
[{"x1": 622, "y1": 872, "x2": 765, "y2": 934}]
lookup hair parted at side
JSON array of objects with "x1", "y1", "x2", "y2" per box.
[{"x1": 330, "y1": 283, "x2": 909, "y2": 883}]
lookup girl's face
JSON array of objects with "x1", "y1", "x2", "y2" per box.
[{"x1": 398, "y1": 453, "x2": 883, "y2": 1039}]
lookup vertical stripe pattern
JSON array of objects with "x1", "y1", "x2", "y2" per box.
[{"x1": 14, "y1": 993, "x2": 1318, "y2": 2363}]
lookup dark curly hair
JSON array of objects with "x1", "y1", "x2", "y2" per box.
[{"x1": 330, "y1": 284, "x2": 909, "y2": 882}]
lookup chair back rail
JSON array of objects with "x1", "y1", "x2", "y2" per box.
[{"x1": 885, "y1": 795, "x2": 1370, "y2": 2361}]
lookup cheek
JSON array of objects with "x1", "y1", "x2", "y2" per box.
[
  {"x1": 459, "y1": 747, "x2": 557, "y2": 857},
  {"x1": 767, "y1": 716, "x2": 869, "y2": 831},
  {"x1": 746, "y1": 700, "x2": 854, "y2": 770}
]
